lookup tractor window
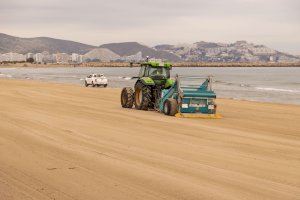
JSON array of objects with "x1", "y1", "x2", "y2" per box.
[
  {"x1": 147, "y1": 67, "x2": 170, "y2": 78},
  {"x1": 138, "y1": 66, "x2": 146, "y2": 77}
]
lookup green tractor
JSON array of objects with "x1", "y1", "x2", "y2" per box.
[
  {"x1": 121, "y1": 61, "x2": 174, "y2": 110},
  {"x1": 121, "y1": 60, "x2": 221, "y2": 118}
]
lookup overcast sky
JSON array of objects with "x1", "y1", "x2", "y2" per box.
[{"x1": 1, "y1": 0, "x2": 300, "y2": 54}]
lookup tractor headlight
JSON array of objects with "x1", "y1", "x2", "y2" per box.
[
  {"x1": 208, "y1": 105, "x2": 215, "y2": 110},
  {"x1": 182, "y1": 104, "x2": 189, "y2": 108}
]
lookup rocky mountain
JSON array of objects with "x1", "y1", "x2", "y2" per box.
[
  {"x1": 100, "y1": 42, "x2": 181, "y2": 62},
  {"x1": 1, "y1": 33, "x2": 299, "y2": 62},
  {"x1": 83, "y1": 48, "x2": 120, "y2": 62},
  {"x1": 154, "y1": 41, "x2": 300, "y2": 62},
  {"x1": 0, "y1": 33, "x2": 95, "y2": 54}
]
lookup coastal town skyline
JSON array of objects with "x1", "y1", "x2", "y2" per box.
[{"x1": 1, "y1": 34, "x2": 299, "y2": 63}]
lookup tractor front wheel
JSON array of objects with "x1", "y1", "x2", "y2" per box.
[
  {"x1": 134, "y1": 82, "x2": 151, "y2": 110},
  {"x1": 163, "y1": 98, "x2": 178, "y2": 116},
  {"x1": 121, "y1": 87, "x2": 134, "y2": 108}
]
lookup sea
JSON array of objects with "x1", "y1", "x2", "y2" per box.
[{"x1": 0, "y1": 67, "x2": 299, "y2": 105}]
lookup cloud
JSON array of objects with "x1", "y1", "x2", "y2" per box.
[{"x1": 1, "y1": 0, "x2": 299, "y2": 54}]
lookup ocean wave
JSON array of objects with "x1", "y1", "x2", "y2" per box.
[
  {"x1": 118, "y1": 76, "x2": 132, "y2": 80},
  {"x1": 0, "y1": 73, "x2": 12, "y2": 78},
  {"x1": 214, "y1": 80, "x2": 250, "y2": 87},
  {"x1": 255, "y1": 87, "x2": 300, "y2": 93}
]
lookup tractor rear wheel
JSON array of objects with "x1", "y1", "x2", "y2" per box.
[
  {"x1": 163, "y1": 98, "x2": 178, "y2": 116},
  {"x1": 121, "y1": 87, "x2": 134, "y2": 108},
  {"x1": 134, "y1": 82, "x2": 151, "y2": 110}
]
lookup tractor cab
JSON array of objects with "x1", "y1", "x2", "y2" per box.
[
  {"x1": 137, "y1": 61, "x2": 173, "y2": 87},
  {"x1": 139, "y1": 61, "x2": 171, "y2": 77}
]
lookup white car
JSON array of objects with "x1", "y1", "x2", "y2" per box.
[{"x1": 85, "y1": 74, "x2": 108, "y2": 87}]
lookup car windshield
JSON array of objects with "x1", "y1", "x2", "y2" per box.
[{"x1": 147, "y1": 67, "x2": 170, "y2": 78}]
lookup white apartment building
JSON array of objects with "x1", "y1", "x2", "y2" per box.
[
  {"x1": 55, "y1": 53, "x2": 70, "y2": 64},
  {"x1": 26, "y1": 53, "x2": 34, "y2": 60},
  {"x1": 71, "y1": 53, "x2": 83, "y2": 63},
  {"x1": 34, "y1": 53, "x2": 44, "y2": 63},
  {"x1": 41, "y1": 51, "x2": 53, "y2": 63},
  {"x1": 1, "y1": 52, "x2": 26, "y2": 62}
]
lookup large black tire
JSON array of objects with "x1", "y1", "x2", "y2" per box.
[
  {"x1": 163, "y1": 98, "x2": 178, "y2": 116},
  {"x1": 134, "y1": 82, "x2": 152, "y2": 110},
  {"x1": 121, "y1": 87, "x2": 134, "y2": 108}
]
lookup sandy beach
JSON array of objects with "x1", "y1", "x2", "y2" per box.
[{"x1": 0, "y1": 79, "x2": 299, "y2": 200}]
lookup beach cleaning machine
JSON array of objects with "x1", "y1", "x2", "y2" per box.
[
  {"x1": 158, "y1": 75, "x2": 221, "y2": 118},
  {"x1": 121, "y1": 61, "x2": 221, "y2": 118}
]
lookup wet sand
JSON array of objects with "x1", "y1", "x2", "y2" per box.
[{"x1": 0, "y1": 79, "x2": 299, "y2": 200}]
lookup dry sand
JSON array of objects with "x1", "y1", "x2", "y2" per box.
[{"x1": 0, "y1": 79, "x2": 299, "y2": 200}]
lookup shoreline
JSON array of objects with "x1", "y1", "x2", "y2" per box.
[
  {"x1": 1, "y1": 61, "x2": 300, "y2": 68},
  {"x1": 6, "y1": 77, "x2": 300, "y2": 106},
  {"x1": 1, "y1": 78, "x2": 299, "y2": 106}
]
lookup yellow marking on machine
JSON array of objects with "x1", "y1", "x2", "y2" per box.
[{"x1": 175, "y1": 113, "x2": 222, "y2": 119}]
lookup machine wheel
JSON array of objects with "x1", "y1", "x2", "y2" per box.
[
  {"x1": 92, "y1": 82, "x2": 95, "y2": 87},
  {"x1": 163, "y1": 98, "x2": 178, "y2": 116},
  {"x1": 104, "y1": 84, "x2": 108, "y2": 88},
  {"x1": 121, "y1": 87, "x2": 134, "y2": 108},
  {"x1": 134, "y1": 82, "x2": 151, "y2": 110},
  {"x1": 84, "y1": 81, "x2": 88, "y2": 87}
]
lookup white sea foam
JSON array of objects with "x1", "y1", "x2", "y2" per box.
[
  {"x1": 118, "y1": 76, "x2": 131, "y2": 80},
  {"x1": 0, "y1": 73, "x2": 12, "y2": 78},
  {"x1": 255, "y1": 87, "x2": 300, "y2": 93}
]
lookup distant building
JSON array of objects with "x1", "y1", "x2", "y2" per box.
[
  {"x1": 71, "y1": 53, "x2": 83, "y2": 63},
  {"x1": 26, "y1": 53, "x2": 34, "y2": 60},
  {"x1": 41, "y1": 51, "x2": 53, "y2": 63},
  {"x1": 249, "y1": 47, "x2": 276, "y2": 55},
  {"x1": 55, "y1": 53, "x2": 70, "y2": 64},
  {"x1": 1, "y1": 52, "x2": 26, "y2": 62},
  {"x1": 34, "y1": 53, "x2": 43, "y2": 63},
  {"x1": 78, "y1": 55, "x2": 83, "y2": 63},
  {"x1": 205, "y1": 48, "x2": 227, "y2": 56}
]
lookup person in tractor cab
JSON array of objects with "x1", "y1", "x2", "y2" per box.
[{"x1": 147, "y1": 67, "x2": 170, "y2": 78}]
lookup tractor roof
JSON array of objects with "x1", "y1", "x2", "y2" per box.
[{"x1": 141, "y1": 61, "x2": 172, "y2": 68}]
